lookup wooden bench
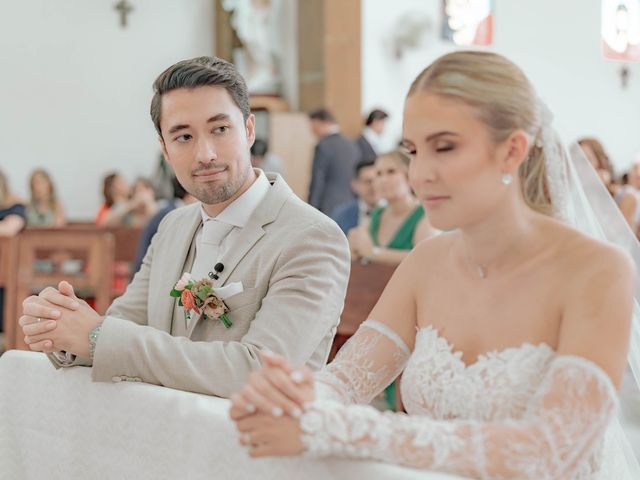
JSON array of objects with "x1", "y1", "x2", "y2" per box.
[
  {"x1": 1, "y1": 237, "x2": 18, "y2": 350},
  {"x1": 329, "y1": 261, "x2": 396, "y2": 360},
  {"x1": 5, "y1": 229, "x2": 116, "y2": 351}
]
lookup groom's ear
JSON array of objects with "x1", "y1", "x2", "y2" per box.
[
  {"x1": 501, "y1": 130, "x2": 529, "y2": 173},
  {"x1": 159, "y1": 136, "x2": 170, "y2": 164}
]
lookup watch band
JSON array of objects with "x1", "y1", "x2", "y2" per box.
[{"x1": 89, "y1": 324, "x2": 103, "y2": 360}]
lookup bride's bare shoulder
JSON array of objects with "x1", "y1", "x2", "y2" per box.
[
  {"x1": 400, "y1": 232, "x2": 456, "y2": 272},
  {"x1": 550, "y1": 220, "x2": 634, "y2": 281}
]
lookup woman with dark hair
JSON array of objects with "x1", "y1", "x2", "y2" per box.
[{"x1": 95, "y1": 172, "x2": 129, "y2": 225}]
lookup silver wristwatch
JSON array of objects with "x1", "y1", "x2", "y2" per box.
[{"x1": 89, "y1": 324, "x2": 103, "y2": 360}]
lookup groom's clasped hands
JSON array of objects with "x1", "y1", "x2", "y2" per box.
[
  {"x1": 230, "y1": 351, "x2": 315, "y2": 457},
  {"x1": 18, "y1": 280, "x2": 102, "y2": 358}
]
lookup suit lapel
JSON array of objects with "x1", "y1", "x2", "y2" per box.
[
  {"x1": 185, "y1": 174, "x2": 292, "y2": 337},
  {"x1": 216, "y1": 174, "x2": 290, "y2": 286},
  {"x1": 154, "y1": 204, "x2": 202, "y2": 333}
]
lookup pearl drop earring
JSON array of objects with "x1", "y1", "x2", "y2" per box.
[{"x1": 501, "y1": 173, "x2": 513, "y2": 185}]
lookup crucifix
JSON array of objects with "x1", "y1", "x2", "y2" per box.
[
  {"x1": 114, "y1": 0, "x2": 134, "y2": 28},
  {"x1": 620, "y1": 65, "x2": 630, "y2": 89}
]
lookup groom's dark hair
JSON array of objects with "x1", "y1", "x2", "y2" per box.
[{"x1": 150, "y1": 56, "x2": 250, "y2": 137}]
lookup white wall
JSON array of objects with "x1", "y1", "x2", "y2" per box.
[
  {"x1": 362, "y1": 0, "x2": 640, "y2": 173},
  {"x1": 0, "y1": 0, "x2": 214, "y2": 219}
]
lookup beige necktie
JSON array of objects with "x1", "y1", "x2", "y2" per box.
[{"x1": 190, "y1": 220, "x2": 234, "y2": 282}]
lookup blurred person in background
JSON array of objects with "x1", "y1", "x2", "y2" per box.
[
  {"x1": 95, "y1": 172, "x2": 130, "y2": 225},
  {"x1": 26, "y1": 169, "x2": 65, "y2": 227},
  {"x1": 0, "y1": 169, "x2": 26, "y2": 237},
  {"x1": 307, "y1": 108, "x2": 360, "y2": 215},
  {"x1": 331, "y1": 158, "x2": 382, "y2": 234},
  {"x1": 579, "y1": 137, "x2": 639, "y2": 230},
  {"x1": 355, "y1": 109, "x2": 389, "y2": 164},
  {"x1": 132, "y1": 175, "x2": 196, "y2": 275},
  {"x1": 250, "y1": 138, "x2": 284, "y2": 176},
  {"x1": 96, "y1": 174, "x2": 158, "y2": 227},
  {"x1": 348, "y1": 149, "x2": 438, "y2": 267}
]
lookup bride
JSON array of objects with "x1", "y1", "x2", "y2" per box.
[{"x1": 229, "y1": 50, "x2": 639, "y2": 479}]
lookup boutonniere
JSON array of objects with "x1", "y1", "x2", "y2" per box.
[{"x1": 170, "y1": 273, "x2": 232, "y2": 328}]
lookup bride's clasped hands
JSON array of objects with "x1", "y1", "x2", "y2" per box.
[{"x1": 230, "y1": 351, "x2": 315, "y2": 458}]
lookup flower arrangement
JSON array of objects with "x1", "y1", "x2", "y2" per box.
[{"x1": 170, "y1": 272, "x2": 232, "y2": 328}]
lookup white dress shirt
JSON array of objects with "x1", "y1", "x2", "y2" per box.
[{"x1": 191, "y1": 170, "x2": 270, "y2": 280}]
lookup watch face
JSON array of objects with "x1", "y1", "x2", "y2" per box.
[{"x1": 90, "y1": 326, "x2": 102, "y2": 341}]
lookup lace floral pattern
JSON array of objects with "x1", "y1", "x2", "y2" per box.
[
  {"x1": 303, "y1": 323, "x2": 621, "y2": 479},
  {"x1": 401, "y1": 326, "x2": 555, "y2": 421},
  {"x1": 315, "y1": 320, "x2": 410, "y2": 404}
]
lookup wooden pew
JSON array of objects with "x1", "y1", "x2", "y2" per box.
[
  {"x1": 329, "y1": 261, "x2": 396, "y2": 360},
  {"x1": 5, "y1": 229, "x2": 115, "y2": 351},
  {"x1": 1, "y1": 237, "x2": 18, "y2": 351}
]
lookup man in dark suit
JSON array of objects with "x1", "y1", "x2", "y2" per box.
[
  {"x1": 355, "y1": 109, "x2": 388, "y2": 164},
  {"x1": 307, "y1": 109, "x2": 360, "y2": 215},
  {"x1": 331, "y1": 159, "x2": 380, "y2": 234}
]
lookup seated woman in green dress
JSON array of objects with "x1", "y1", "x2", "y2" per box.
[
  {"x1": 347, "y1": 149, "x2": 439, "y2": 410},
  {"x1": 348, "y1": 149, "x2": 438, "y2": 264}
]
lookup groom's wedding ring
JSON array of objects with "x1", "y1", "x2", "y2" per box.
[{"x1": 36, "y1": 317, "x2": 42, "y2": 323}]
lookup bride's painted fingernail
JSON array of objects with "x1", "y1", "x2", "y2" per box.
[
  {"x1": 291, "y1": 371, "x2": 303, "y2": 383},
  {"x1": 271, "y1": 407, "x2": 283, "y2": 417},
  {"x1": 291, "y1": 408, "x2": 302, "y2": 418},
  {"x1": 246, "y1": 403, "x2": 256, "y2": 413}
]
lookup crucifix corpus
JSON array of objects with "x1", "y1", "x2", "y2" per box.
[{"x1": 114, "y1": 0, "x2": 134, "y2": 28}]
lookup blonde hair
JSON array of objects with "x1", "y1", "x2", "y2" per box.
[
  {"x1": 408, "y1": 51, "x2": 553, "y2": 216},
  {"x1": 378, "y1": 149, "x2": 411, "y2": 172},
  {"x1": 29, "y1": 168, "x2": 59, "y2": 211}
]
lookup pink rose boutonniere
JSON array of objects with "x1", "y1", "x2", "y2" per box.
[{"x1": 170, "y1": 272, "x2": 232, "y2": 328}]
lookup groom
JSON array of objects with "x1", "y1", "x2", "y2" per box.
[{"x1": 18, "y1": 56, "x2": 350, "y2": 397}]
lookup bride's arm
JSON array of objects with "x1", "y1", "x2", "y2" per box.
[
  {"x1": 315, "y1": 250, "x2": 423, "y2": 403},
  {"x1": 302, "y1": 355, "x2": 617, "y2": 478},
  {"x1": 230, "y1": 252, "x2": 421, "y2": 415},
  {"x1": 314, "y1": 319, "x2": 411, "y2": 404},
  {"x1": 297, "y1": 246, "x2": 634, "y2": 478}
]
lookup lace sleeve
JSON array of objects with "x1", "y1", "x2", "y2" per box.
[
  {"x1": 302, "y1": 355, "x2": 618, "y2": 479},
  {"x1": 314, "y1": 320, "x2": 411, "y2": 404}
]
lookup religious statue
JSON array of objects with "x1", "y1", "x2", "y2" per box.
[
  {"x1": 222, "y1": 0, "x2": 284, "y2": 95},
  {"x1": 442, "y1": 0, "x2": 493, "y2": 46},
  {"x1": 601, "y1": 0, "x2": 640, "y2": 61}
]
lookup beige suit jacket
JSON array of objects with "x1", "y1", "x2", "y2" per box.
[{"x1": 50, "y1": 174, "x2": 350, "y2": 397}]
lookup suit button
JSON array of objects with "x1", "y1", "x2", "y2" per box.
[{"x1": 111, "y1": 376, "x2": 122, "y2": 382}]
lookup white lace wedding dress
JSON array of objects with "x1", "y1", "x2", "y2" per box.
[{"x1": 299, "y1": 320, "x2": 636, "y2": 479}]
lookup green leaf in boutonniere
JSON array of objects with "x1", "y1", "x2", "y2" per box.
[
  {"x1": 219, "y1": 313, "x2": 232, "y2": 329},
  {"x1": 196, "y1": 284, "x2": 213, "y2": 301},
  {"x1": 170, "y1": 289, "x2": 183, "y2": 298}
]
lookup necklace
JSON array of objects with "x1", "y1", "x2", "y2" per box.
[
  {"x1": 462, "y1": 251, "x2": 489, "y2": 279},
  {"x1": 462, "y1": 231, "x2": 529, "y2": 280}
]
